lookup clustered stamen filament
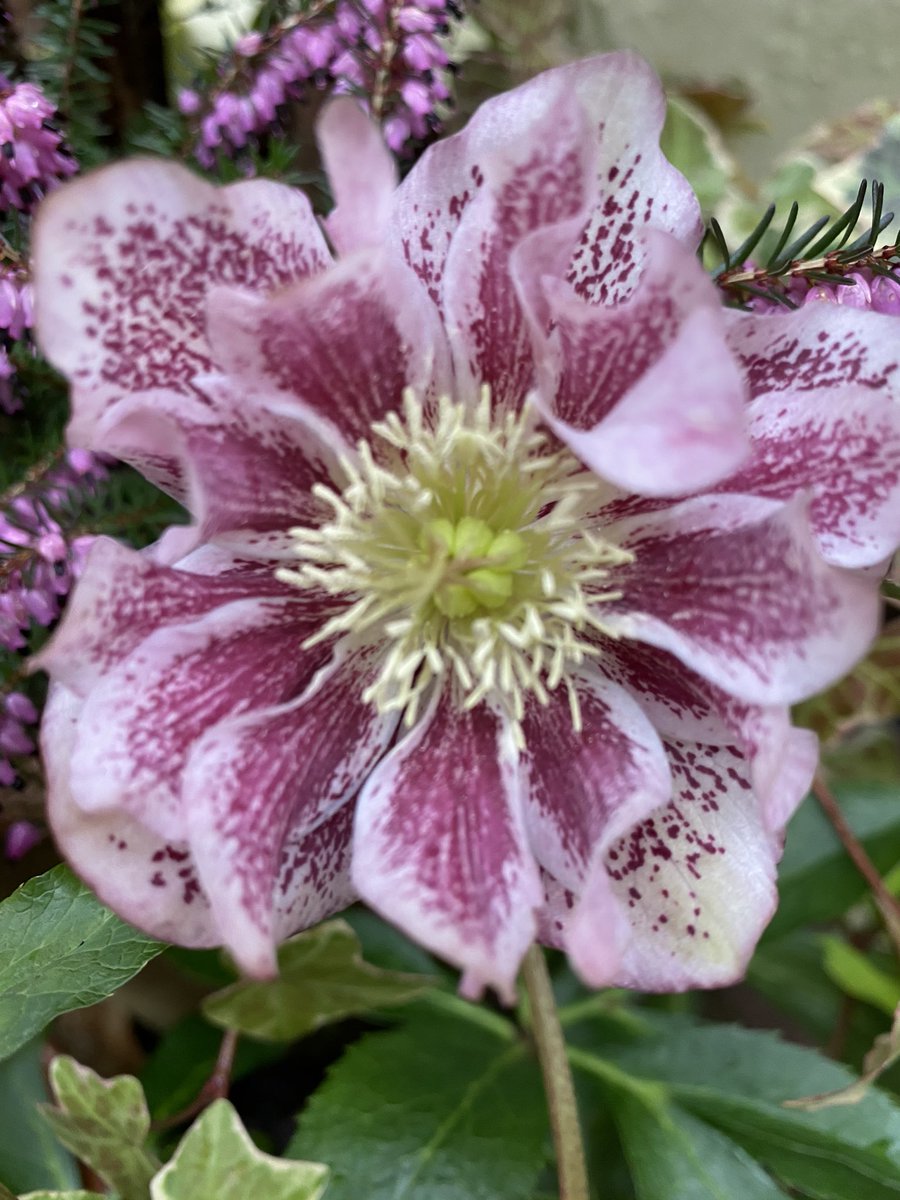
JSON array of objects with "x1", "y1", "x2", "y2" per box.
[{"x1": 277, "y1": 387, "x2": 633, "y2": 742}]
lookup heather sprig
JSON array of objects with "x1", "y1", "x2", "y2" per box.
[
  {"x1": 0, "y1": 72, "x2": 77, "y2": 213},
  {"x1": 180, "y1": 0, "x2": 460, "y2": 168}
]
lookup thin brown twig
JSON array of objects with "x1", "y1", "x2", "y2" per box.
[
  {"x1": 151, "y1": 1029, "x2": 238, "y2": 1133},
  {"x1": 812, "y1": 772, "x2": 900, "y2": 958}
]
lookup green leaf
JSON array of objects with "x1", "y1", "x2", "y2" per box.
[
  {"x1": 0, "y1": 866, "x2": 163, "y2": 1061},
  {"x1": 288, "y1": 1009, "x2": 547, "y2": 1200},
  {"x1": 822, "y1": 937, "x2": 900, "y2": 1016},
  {"x1": 767, "y1": 782, "x2": 900, "y2": 940},
  {"x1": 579, "y1": 1014, "x2": 900, "y2": 1199},
  {"x1": 660, "y1": 98, "x2": 731, "y2": 215},
  {"x1": 203, "y1": 919, "x2": 433, "y2": 1041},
  {"x1": 20, "y1": 1193, "x2": 106, "y2": 1199},
  {"x1": 150, "y1": 1099, "x2": 328, "y2": 1200},
  {"x1": 615, "y1": 1095, "x2": 786, "y2": 1199},
  {"x1": 40, "y1": 1055, "x2": 159, "y2": 1200},
  {"x1": 682, "y1": 1090, "x2": 900, "y2": 1199},
  {"x1": 0, "y1": 1042, "x2": 78, "y2": 1194}
]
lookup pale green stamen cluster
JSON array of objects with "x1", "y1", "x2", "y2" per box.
[{"x1": 276, "y1": 387, "x2": 633, "y2": 743}]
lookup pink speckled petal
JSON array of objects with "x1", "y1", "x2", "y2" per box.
[
  {"x1": 727, "y1": 303, "x2": 900, "y2": 398},
  {"x1": 32, "y1": 159, "x2": 331, "y2": 445},
  {"x1": 32, "y1": 536, "x2": 293, "y2": 695},
  {"x1": 183, "y1": 647, "x2": 397, "y2": 976},
  {"x1": 439, "y1": 93, "x2": 595, "y2": 407},
  {"x1": 519, "y1": 671, "x2": 672, "y2": 983},
  {"x1": 594, "y1": 739, "x2": 782, "y2": 990},
  {"x1": 67, "y1": 596, "x2": 330, "y2": 842},
  {"x1": 317, "y1": 98, "x2": 398, "y2": 255},
  {"x1": 594, "y1": 639, "x2": 818, "y2": 831},
  {"x1": 352, "y1": 691, "x2": 543, "y2": 1003},
  {"x1": 272, "y1": 801, "x2": 358, "y2": 946},
  {"x1": 206, "y1": 250, "x2": 451, "y2": 447},
  {"x1": 603, "y1": 493, "x2": 879, "y2": 705},
  {"x1": 520, "y1": 670, "x2": 671, "y2": 891},
  {"x1": 42, "y1": 685, "x2": 217, "y2": 947},
  {"x1": 394, "y1": 51, "x2": 699, "y2": 314},
  {"x1": 713, "y1": 385, "x2": 900, "y2": 568},
  {"x1": 530, "y1": 264, "x2": 748, "y2": 493}
]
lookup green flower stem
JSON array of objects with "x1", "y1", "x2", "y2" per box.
[{"x1": 522, "y1": 945, "x2": 590, "y2": 1200}]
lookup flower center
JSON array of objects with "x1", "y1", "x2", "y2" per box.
[{"x1": 277, "y1": 388, "x2": 633, "y2": 742}]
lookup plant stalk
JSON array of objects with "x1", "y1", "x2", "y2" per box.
[{"x1": 522, "y1": 944, "x2": 590, "y2": 1200}]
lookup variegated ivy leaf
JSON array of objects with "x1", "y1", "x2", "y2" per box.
[
  {"x1": 151, "y1": 1100, "x2": 328, "y2": 1200},
  {"x1": 203, "y1": 918, "x2": 433, "y2": 1041},
  {"x1": 39, "y1": 1056, "x2": 158, "y2": 1200}
]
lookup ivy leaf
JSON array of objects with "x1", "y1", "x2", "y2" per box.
[
  {"x1": 151, "y1": 1099, "x2": 328, "y2": 1200},
  {"x1": 39, "y1": 1055, "x2": 159, "y2": 1200},
  {"x1": 203, "y1": 919, "x2": 433, "y2": 1041},
  {"x1": 0, "y1": 1042, "x2": 79, "y2": 1194},
  {"x1": 288, "y1": 1008, "x2": 547, "y2": 1200},
  {"x1": 0, "y1": 866, "x2": 163, "y2": 1061}
]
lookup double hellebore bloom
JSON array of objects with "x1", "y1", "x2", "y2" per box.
[{"x1": 32, "y1": 53, "x2": 897, "y2": 999}]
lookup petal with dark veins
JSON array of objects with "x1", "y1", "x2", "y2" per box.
[
  {"x1": 32, "y1": 159, "x2": 330, "y2": 444},
  {"x1": 352, "y1": 692, "x2": 542, "y2": 1002}
]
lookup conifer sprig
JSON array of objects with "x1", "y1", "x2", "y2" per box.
[{"x1": 705, "y1": 180, "x2": 900, "y2": 307}]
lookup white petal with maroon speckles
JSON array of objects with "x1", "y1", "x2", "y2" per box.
[
  {"x1": 182, "y1": 647, "x2": 397, "y2": 977},
  {"x1": 352, "y1": 691, "x2": 542, "y2": 1003},
  {"x1": 712, "y1": 385, "x2": 900, "y2": 568},
  {"x1": 205, "y1": 250, "x2": 451, "y2": 449},
  {"x1": 593, "y1": 640, "x2": 818, "y2": 831},
  {"x1": 518, "y1": 672, "x2": 672, "y2": 984},
  {"x1": 727, "y1": 303, "x2": 900, "y2": 399},
  {"x1": 67, "y1": 596, "x2": 329, "y2": 841},
  {"x1": 42, "y1": 685, "x2": 217, "y2": 948},
  {"x1": 594, "y1": 739, "x2": 781, "y2": 990},
  {"x1": 519, "y1": 671, "x2": 671, "y2": 891},
  {"x1": 32, "y1": 159, "x2": 331, "y2": 445},
  {"x1": 603, "y1": 493, "x2": 879, "y2": 705},
  {"x1": 32, "y1": 536, "x2": 296, "y2": 696},
  {"x1": 392, "y1": 51, "x2": 699, "y2": 318}
]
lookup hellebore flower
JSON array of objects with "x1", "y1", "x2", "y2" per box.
[{"x1": 32, "y1": 53, "x2": 886, "y2": 999}]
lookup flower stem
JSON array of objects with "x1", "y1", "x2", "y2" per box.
[
  {"x1": 522, "y1": 944, "x2": 590, "y2": 1200},
  {"x1": 813, "y1": 771, "x2": 900, "y2": 958}
]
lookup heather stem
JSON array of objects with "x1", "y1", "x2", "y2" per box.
[{"x1": 522, "y1": 944, "x2": 590, "y2": 1200}]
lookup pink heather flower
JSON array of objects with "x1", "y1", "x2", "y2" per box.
[
  {"x1": 32, "y1": 54, "x2": 891, "y2": 999},
  {"x1": 0, "y1": 76, "x2": 77, "y2": 212}
]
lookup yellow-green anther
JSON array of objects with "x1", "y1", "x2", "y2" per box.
[
  {"x1": 466, "y1": 567, "x2": 514, "y2": 609},
  {"x1": 452, "y1": 516, "x2": 495, "y2": 560},
  {"x1": 434, "y1": 581, "x2": 480, "y2": 618},
  {"x1": 487, "y1": 529, "x2": 528, "y2": 570}
]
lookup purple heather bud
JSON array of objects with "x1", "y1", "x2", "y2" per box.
[
  {"x1": 178, "y1": 88, "x2": 202, "y2": 116},
  {"x1": 384, "y1": 113, "x2": 412, "y2": 152},
  {"x1": 803, "y1": 284, "x2": 838, "y2": 306},
  {"x1": 335, "y1": 2, "x2": 364, "y2": 40},
  {"x1": 5, "y1": 692, "x2": 37, "y2": 724},
  {"x1": 4, "y1": 821, "x2": 42, "y2": 859},
  {"x1": 397, "y1": 6, "x2": 439, "y2": 33},
  {"x1": 870, "y1": 274, "x2": 900, "y2": 315},
  {"x1": 400, "y1": 78, "x2": 435, "y2": 116},
  {"x1": 235, "y1": 31, "x2": 264, "y2": 57},
  {"x1": 403, "y1": 33, "x2": 449, "y2": 71},
  {"x1": 0, "y1": 758, "x2": 15, "y2": 787},
  {"x1": 835, "y1": 271, "x2": 871, "y2": 309}
]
